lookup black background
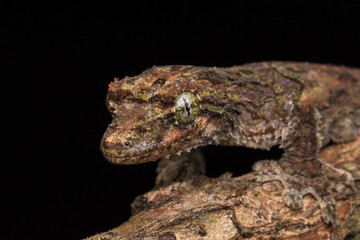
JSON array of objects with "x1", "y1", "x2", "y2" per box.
[{"x1": 5, "y1": 1, "x2": 360, "y2": 239}]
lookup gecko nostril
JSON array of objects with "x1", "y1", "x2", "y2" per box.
[{"x1": 122, "y1": 139, "x2": 135, "y2": 147}]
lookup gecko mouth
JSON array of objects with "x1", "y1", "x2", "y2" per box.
[
  {"x1": 100, "y1": 126, "x2": 203, "y2": 165},
  {"x1": 101, "y1": 148, "x2": 158, "y2": 165},
  {"x1": 100, "y1": 133, "x2": 160, "y2": 164}
]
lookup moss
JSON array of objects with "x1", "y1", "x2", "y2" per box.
[{"x1": 202, "y1": 87, "x2": 239, "y2": 103}]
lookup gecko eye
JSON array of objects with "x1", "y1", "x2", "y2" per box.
[{"x1": 174, "y1": 92, "x2": 200, "y2": 124}]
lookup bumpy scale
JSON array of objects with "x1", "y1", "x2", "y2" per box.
[{"x1": 101, "y1": 62, "x2": 360, "y2": 225}]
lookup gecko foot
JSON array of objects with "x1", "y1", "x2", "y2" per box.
[
  {"x1": 252, "y1": 158, "x2": 356, "y2": 226},
  {"x1": 155, "y1": 148, "x2": 205, "y2": 185},
  {"x1": 252, "y1": 160, "x2": 305, "y2": 211}
]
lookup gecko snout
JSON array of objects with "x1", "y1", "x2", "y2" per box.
[{"x1": 101, "y1": 134, "x2": 134, "y2": 153}]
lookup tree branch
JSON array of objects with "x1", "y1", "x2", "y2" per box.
[{"x1": 84, "y1": 137, "x2": 360, "y2": 240}]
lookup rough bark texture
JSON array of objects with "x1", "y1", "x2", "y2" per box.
[{"x1": 85, "y1": 137, "x2": 360, "y2": 240}]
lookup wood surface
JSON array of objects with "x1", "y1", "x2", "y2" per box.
[{"x1": 85, "y1": 137, "x2": 360, "y2": 240}]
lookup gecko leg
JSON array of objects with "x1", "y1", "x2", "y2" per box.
[
  {"x1": 252, "y1": 158, "x2": 355, "y2": 225},
  {"x1": 155, "y1": 148, "x2": 205, "y2": 185}
]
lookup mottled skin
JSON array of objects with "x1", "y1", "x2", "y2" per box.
[{"x1": 101, "y1": 62, "x2": 360, "y2": 224}]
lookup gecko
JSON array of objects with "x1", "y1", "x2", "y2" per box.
[{"x1": 101, "y1": 61, "x2": 360, "y2": 225}]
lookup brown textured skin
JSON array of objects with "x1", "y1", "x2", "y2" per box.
[
  {"x1": 100, "y1": 61, "x2": 360, "y2": 226},
  {"x1": 101, "y1": 62, "x2": 360, "y2": 164}
]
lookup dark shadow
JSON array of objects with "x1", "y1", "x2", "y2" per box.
[{"x1": 203, "y1": 145, "x2": 284, "y2": 178}]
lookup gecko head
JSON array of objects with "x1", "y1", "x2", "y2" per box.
[{"x1": 100, "y1": 65, "x2": 232, "y2": 165}]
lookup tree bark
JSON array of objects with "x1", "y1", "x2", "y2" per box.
[{"x1": 84, "y1": 137, "x2": 360, "y2": 240}]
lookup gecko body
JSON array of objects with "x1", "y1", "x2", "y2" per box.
[
  {"x1": 101, "y1": 62, "x2": 360, "y2": 224},
  {"x1": 101, "y1": 62, "x2": 359, "y2": 164}
]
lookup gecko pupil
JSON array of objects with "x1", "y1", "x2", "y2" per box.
[{"x1": 183, "y1": 97, "x2": 191, "y2": 116}]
